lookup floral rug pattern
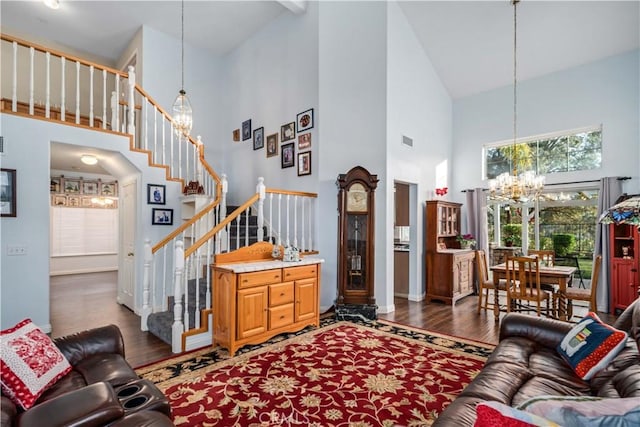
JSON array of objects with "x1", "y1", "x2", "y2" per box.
[{"x1": 137, "y1": 319, "x2": 493, "y2": 426}]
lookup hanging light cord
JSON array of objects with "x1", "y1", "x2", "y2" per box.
[
  {"x1": 512, "y1": 0, "x2": 519, "y2": 174},
  {"x1": 181, "y1": 0, "x2": 185, "y2": 93}
]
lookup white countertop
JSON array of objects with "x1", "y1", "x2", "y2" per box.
[{"x1": 214, "y1": 256, "x2": 325, "y2": 273}]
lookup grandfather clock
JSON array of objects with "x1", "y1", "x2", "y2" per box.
[{"x1": 336, "y1": 166, "x2": 378, "y2": 320}]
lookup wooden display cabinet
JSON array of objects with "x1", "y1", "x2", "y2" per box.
[
  {"x1": 425, "y1": 200, "x2": 475, "y2": 305},
  {"x1": 609, "y1": 223, "x2": 639, "y2": 314}
]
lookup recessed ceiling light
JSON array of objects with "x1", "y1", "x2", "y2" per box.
[
  {"x1": 80, "y1": 154, "x2": 98, "y2": 165},
  {"x1": 44, "y1": 0, "x2": 60, "y2": 10}
]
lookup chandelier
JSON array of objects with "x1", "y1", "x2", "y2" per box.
[
  {"x1": 488, "y1": 0, "x2": 544, "y2": 203},
  {"x1": 172, "y1": 0, "x2": 193, "y2": 138}
]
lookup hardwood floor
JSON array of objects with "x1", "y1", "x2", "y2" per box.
[{"x1": 50, "y1": 272, "x2": 618, "y2": 367}]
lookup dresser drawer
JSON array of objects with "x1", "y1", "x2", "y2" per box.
[
  {"x1": 269, "y1": 303, "x2": 294, "y2": 330},
  {"x1": 269, "y1": 282, "x2": 294, "y2": 306},
  {"x1": 238, "y1": 269, "x2": 282, "y2": 289},
  {"x1": 283, "y1": 264, "x2": 317, "y2": 281}
]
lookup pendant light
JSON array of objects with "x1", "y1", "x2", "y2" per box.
[
  {"x1": 172, "y1": 0, "x2": 193, "y2": 138},
  {"x1": 488, "y1": 0, "x2": 544, "y2": 203}
]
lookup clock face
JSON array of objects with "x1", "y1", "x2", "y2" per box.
[{"x1": 346, "y1": 183, "x2": 368, "y2": 212}]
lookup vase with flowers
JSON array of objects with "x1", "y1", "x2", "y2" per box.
[{"x1": 456, "y1": 234, "x2": 476, "y2": 250}]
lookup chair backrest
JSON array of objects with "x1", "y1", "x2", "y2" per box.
[
  {"x1": 590, "y1": 255, "x2": 603, "y2": 301},
  {"x1": 476, "y1": 250, "x2": 489, "y2": 283},
  {"x1": 529, "y1": 250, "x2": 556, "y2": 267},
  {"x1": 506, "y1": 256, "x2": 541, "y2": 299}
]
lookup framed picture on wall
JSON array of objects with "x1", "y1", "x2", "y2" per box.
[
  {"x1": 64, "y1": 178, "x2": 81, "y2": 194},
  {"x1": 1, "y1": 169, "x2": 17, "y2": 217},
  {"x1": 253, "y1": 127, "x2": 264, "y2": 150},
  {"x1": 281, "y1": 122, "x2": 295, "y2": 142},
  {"x1": 152, "y1": 208, "x2": 173, "y2": 225},
  {"x1": 298, "y1": 133, "x2": 311, "y2": 150},
  {"x1": 233, "y1": 129, "x2": 240, "y2": 142},
  {"x1": 242, "y1": 119, "x2": 252, "y2": 141},
  {"x1": 82, "y1": 180, "x2": 99, "y2": 195},
  {"x1": 266, "y1": 133, "x2": 278, "y2": 158},
  {"x1": 281, "y1": 143, "x2": 295, "y2": 169},
  {"x1": 101, "y1": 181, "x2": 118, "y2": 197},
  {"x1": 296, "y1": 108, "x2": 314, "y2": 133},
  {"x1": 147, "y1": 184, "x2": 166, "y2": 205},
  {"x1": 298, "y1": 152, "x2": 311, "y2": 176}
]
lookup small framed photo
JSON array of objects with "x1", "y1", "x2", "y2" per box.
[
  {"x1": 296, "y1": 108, "x2": 314, "y2": 133},
  {"x1": 242, "y1": 119, "x2": 252, "y2": 141},
  {"x1": 281, "y1": 143, "x2": 295, "y2": 169},
  {"x1": 67, "y1": 196, "x2": 80, "y2": 207},
  {"x1": 147, "y1": 184, "x2": 166, "y2": 205},
  {"x1": 253, "y1": 127, "x2": 264, "y2": 150},
  {"x1": 0, "y1": 169, "x2": 17, "y2": 217},
  {"x1": 298, "y1": 151, "x2": 311, "y2": 176},
  {"x1": 81, "y1": 197, "x2": 93, "y2": 207},
  {"x1": 50, "y1": 177, "x2": 62, "y2": 193},
  {"x1": 64, "y1": 178, "x2": 81, "y2": 194},
  {"x1": 82, "y1": 180, "x2": 99, "y2": 195},
  {"x1": 101, "y1": 182, "x2": 117, "y2": 197},
  {"x1": 281, "y1": 122, "x2": 295, "y2": 142},
  {"x1": 52, "y1": 195, "x2": 67, "y2": 206},
  {"x1": 152, "y1": 208, "x2": 173, "y2": 225},
  {"x1": 298, "y1": 133, "x2": 311, "y2": 150},
  {"x1": 233, "y1": 129, "x2": 240, "y2": 142},
  {"x1": 266, "y1": 133, "x2": 278, "y2": 158}
]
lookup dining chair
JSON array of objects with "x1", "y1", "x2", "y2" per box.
[
  {"x1": 528, "y1": 249, "x2": 556, "y2": 267},
  {"x1": 475, "y1": 250, "x2": 507, "y2": 314},
  {"x1": 505, "y1": 256, "x2": 555, "y2": 317},
  {"x1": 563, "y1": 255, "x2": 602, "y2": 320}
]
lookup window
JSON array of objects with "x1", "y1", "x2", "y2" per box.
[
  {"x1": 50, "y1": 207, "x2": 118, "y2": 256},
  {"x1": 484, "y1": 127, "x2": 602, "y2": 179}
]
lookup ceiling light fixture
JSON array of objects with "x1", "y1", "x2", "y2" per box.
[
  {"x1": 43, "y1": 0, "x2": 60, "y2": 10},
  {"x1": 488, "y1": 0, "x2": 544, "y2": 203},
  {"x1": 80, "y1": 154, "x2": 98, "y2": 165},
  {"x1": 172, "y1": 0, "x2": 193, "y2": 139}
]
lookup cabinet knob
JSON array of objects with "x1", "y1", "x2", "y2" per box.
[
  {"x1": 280, "y1": 292, "x2": 285, "y2": 297},
  {"x1": 280, "y1": 315, "x2": 285, "y2": 320}
]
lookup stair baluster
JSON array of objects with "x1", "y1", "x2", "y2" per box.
[
  {"x1": 141, "y1": 239, "x2": 153, "y2": 331},
  {"x1": 171, "y1": 240, "x2": 185, "y2": 353}
]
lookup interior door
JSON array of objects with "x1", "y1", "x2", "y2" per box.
[{"x1": 118, "y1": 179, "x2": 136, "y2": 310}]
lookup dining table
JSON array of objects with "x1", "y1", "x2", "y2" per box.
[{"x1": 490, "y1": 262, "x2": 577, "y2": 321}]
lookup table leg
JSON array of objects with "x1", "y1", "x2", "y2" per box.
[
  {"x1": 493, "y1": 277, "x2": 500, "y2": 321},
  {"x1": 558, "y1": 279, "x2": 567, "y2": 321}
]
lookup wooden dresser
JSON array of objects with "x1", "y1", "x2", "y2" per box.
[
  {"x1": 211, "y1": 242, "x2": 323, "y2": 356},
  {"x1": 425, "y1": 200, "x2": 475, "y2": 305}
]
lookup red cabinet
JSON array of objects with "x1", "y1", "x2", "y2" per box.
[{"x1": 609, "y1": 224, "x2": 639, "y2": 314}]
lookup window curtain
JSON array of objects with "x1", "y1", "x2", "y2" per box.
[
  {"x1": 466, "y1": 188, "x2": 488, "y2": 293},
  {"x1": 594, "y1": 177, "x2": 622, "y2": 312}
]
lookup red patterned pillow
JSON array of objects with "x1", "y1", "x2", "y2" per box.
[
  {"x1": 475, "y1": 401, "x2": 559, "y2": 427},
  {"x1": 1, "y1": 318, "x2": 72, "y2": 409}
]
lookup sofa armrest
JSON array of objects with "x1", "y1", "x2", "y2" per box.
[
  {"x1": 1, "y1": 396, "x2": 17, "y2": 427},
  {"x1": 17, "y1": 382, "x2": 123, "y2": 427},
  {"x1": 54, "y1": 324, "x2": 126, "y2": 366},
  {"x1": 499, "y1": 313, "x2": 573, "y2": 349}
]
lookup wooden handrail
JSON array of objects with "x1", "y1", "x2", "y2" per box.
[
  {"x1": 266, "y1": 188, "x2": 318, "y2": 198},
  {"x1": 152, "y1": 198, "x2": 221, "y2": 253},
  {"x1": 1, "y1": 33, "x2": 127, "y2": 78},
  {"x1": 185, "y1": 194, "x2": 260, "y2": 258}
]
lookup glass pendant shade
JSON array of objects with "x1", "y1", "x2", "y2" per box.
[{"x1": 172, "y1": 89, "x2": 193, "y2": 138}]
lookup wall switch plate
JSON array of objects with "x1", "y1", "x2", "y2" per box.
[{"x1": 7, "y1": 246, "x2": 27, "y2": 256}]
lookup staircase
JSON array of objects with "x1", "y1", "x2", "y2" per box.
[{"x1": 2, "y1": 33, "x2": 319, "y2": 354}]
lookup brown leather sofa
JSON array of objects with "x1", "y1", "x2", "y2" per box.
[
  {"x1": 434, "y1": 298, "x2": 640, "y2": 426},
  {"x1": 1, "y1": 324, "x2": 174, "y2": 427}
]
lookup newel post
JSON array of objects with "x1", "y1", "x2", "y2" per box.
[
  {"x1": 141, "y1": 239, "x2": 153, "y2": 331},
  {"x1": 172, "y1": 240, "x2": 185, "y2": 353},
  {"x1": 127, "y1": 65, "x2": 136, "y2": 135},
  {"x1": 257, "y1": 177, "x2": 266, "y2": 242}
]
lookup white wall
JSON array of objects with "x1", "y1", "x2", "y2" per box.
[
  {"x1": 0, "y1": 114, "x2": 184, "y2": 330},
  {"x1": 213, "y1": 3, "x2": 319, "y2": 204},
  {"x1": 452, "y1": 49, "x2": 640, "y2": 196},
  {"x1": 386, "y1": 2, "x2": 453, "y2": 302},
  {"x1": 318, "y1": 1, "x2": 389, "y2": 312}
]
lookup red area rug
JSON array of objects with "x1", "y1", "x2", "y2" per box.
[{"x1": 137, "y1": 320, "x2": 493, "y2": 426}]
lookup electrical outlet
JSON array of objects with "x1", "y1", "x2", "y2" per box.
[{"x1": 7, "y1": 246, "x2": 27, "y2": 256}]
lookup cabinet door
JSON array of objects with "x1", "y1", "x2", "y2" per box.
[
  {"x1": 611, "y1": 260, "x2": 637, "y2": 311},
  {"x1": 458, "y1": 256, "x2": 474, "y2": 295},
  {"x1": 295, "y1": 278, "x2": 317, "y2": 322},
  {"x1": 237, "y1": 286, "x2": 268, "y2": 339}
]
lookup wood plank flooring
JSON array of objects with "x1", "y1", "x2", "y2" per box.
[{"x1": 50, "y1": 272, "x2": 618, "y2": 367}]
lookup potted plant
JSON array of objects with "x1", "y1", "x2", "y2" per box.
[
  {"x1": 456, "y1": 234, "x2": 476, "y2": 250},
  {"x1": 503, "y1": 224, "x2": 521, "y2": 247}
]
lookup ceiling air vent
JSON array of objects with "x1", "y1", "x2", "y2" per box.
[{"x1": 401, "y1": 135, "x2": 413, "y2": 148}]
